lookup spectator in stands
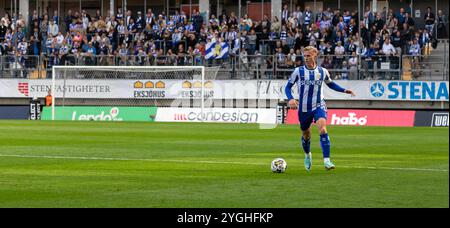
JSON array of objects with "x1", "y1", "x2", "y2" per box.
[
  {"x1": 386, "y1": 13, "x2": 398, "y2": 32},
  {"x1": 247, "y1": 29, "x2": 257, "y2": 55},
  {"x1": 391, "y1": 30, "x2": 403, "y2": 55},
  {"x1": 83, "y1": 42, "x2": 96, "y2": 65},
  {"x1": 361, "y1": 43, "x2": 376, "y2": 79},
  {"x1": 323, "y1": 42, "x2": 334, "y2": 55},
  {"x1": 340, "y1": 61, "x2": 349, "y2": 80},
  {"x1": 424, "y1": 7, "x2": 436, "y2": 34},
  {"x1": 374, "y1": 14, "x2": 385, "y2": 32},
  {"x1": 381, "y1": 38, "x2": 398, "y2": 79},
  {"x1": 307, "y1": 24, "x2": 320, "y2": 47},
  {"x1": 409, "y1": 38, "x2": 421, "y2": 79},
  {"x1": 271, "y1": 16, "x2": 281, "y2": 33},
  {"x1": 0, "y1": 4, "x2": 445, "y2": 81},
  {"x1": 409, "y1": 38, "x2": 421, "y2": 56},
  {"x1": 239, "y1": 47, "x2": 249, "y2": 79},
  {"x1": 400, "y1": 23, "x2": 413, "y2": 53},
  {"x1": 334, "y1": 41, "x2": 345, "y2": 70},
  {"x1": 0, "y1": 18, "x2": 8, "y2": 41},
  {"x1": 405, "y1": 12, "x2": 415, "y2": 28},
  {"x1": 29, "y1": 32, "x2": 40, "y2": 52},
  {"x1": 48, "y1": 19, "x2": 59, "y2": 37},
  {"x1": 382, "y1": 38, "x2": 397, "y2": 56},
  {"x1": 381, "y1": 7, "x2": 388, "y2": 21},
  {"x1": 348, "y1": 51, "x2": 358, "y2": 80},
  {"x1": 282, "y1": 5, "x2": 289, "y2": 24},
  {"x1": 397, "y1": 8, "x2": 406, "y2": 29},
  {"x1": 437, "y1": 10, "x2": 448, "y2": 39},
  {"x1": 53, "y1": 10, "x2": 59, "y2": 25}
]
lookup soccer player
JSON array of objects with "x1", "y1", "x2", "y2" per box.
[{"x1": 285, "y1": 46, "x2": 355, "y2": 171}]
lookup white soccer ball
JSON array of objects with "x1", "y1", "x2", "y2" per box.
[{"x1": 271, "y1": 158, "x2": 287, "y2": 173}]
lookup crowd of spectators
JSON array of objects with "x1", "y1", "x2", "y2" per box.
[{"x1": 0, "y1": 4, "x2": 448, "y2": 79}]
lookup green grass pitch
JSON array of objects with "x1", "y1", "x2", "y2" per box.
[{"x1": 0, "y1": 121, "x2": 448, "y2": 208}]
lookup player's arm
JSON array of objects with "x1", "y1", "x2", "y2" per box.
[
  {"x1": 285, "y1": 69, "x2": 299, "y2": 109},
  {"x1": 324, "y1": 69, "x2": 356, "y2": 96}
]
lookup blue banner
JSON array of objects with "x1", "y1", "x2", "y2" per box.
[{"x1": 205, "y1": 40, "x2": 229, "y2": 60}]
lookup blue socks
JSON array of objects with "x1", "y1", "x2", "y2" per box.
[
  {"x1": 302, "y1": 134, "x2": 331, "y2": 159},
  {"x1": 301, "y1": 137, "x2": 311, "y2": 154},
  {"x1": 320, "y1": 134, "x2": 331, "y2": 159}
]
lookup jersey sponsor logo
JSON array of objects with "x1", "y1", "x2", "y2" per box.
[{"x1": 298, "y1": 80, "x2": 323, "y2": 86}]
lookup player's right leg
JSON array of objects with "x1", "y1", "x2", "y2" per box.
[
  {"x1": 299, "y1": 112, "x2": 314, "y2": 171},
  {"x1": 302, "y1": 129, "x2": 313, "y2": 171}
]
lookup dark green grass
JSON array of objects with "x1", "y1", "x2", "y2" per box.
[{"x1": 0, "y1": 121, "x2": 448, "y2": 208}]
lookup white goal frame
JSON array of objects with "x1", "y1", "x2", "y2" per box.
[{"x1": 51, "y1": 65, "x2": 206, "y2": 121}]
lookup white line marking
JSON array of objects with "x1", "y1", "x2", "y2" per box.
[{"x1": 0, "y1": 154, "x2": 448, "y2": 172}]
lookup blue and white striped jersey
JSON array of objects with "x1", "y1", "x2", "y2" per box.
[{"x1": 288, "y1": 66, "x2": 332, "y2": 113}]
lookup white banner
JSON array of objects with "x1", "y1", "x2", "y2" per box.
[
  {"x1": 1, "y1": 79, "x2": 448, "y2": 101},
  {"x1": 156, "y1": 108, "x2": 277, "y2": 124}
]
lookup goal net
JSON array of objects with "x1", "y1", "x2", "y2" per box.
[{"x1": 50, "y1": 66, "x2": 217, "y2": 122}]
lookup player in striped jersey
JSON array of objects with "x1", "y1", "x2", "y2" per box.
[{"x1": 285, "y1": 46, "x2": 355, "y2": 171}]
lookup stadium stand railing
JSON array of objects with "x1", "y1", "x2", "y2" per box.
[{"x1": 0, "y1": 48, "x2": 448, "y2": 81}]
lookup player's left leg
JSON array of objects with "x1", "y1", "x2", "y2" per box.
[
  {"x1": 314, "y1": 108, "x2": 335, "y2": 170},
  {"x1": 315, "y1": 118, "x2": 335, "y2": 170}
]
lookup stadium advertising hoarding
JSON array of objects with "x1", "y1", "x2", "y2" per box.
[
  {"x1": 41, "y1": 106, "x2": 158, "y2": 122},
  {"x1": 41, "y1": 106, "x2": 277, "y2": 124},
  {"x1": 35, "y1": 106, "x2": 449, "y2": 127},
  {"x1": 0, "y1": 106, "x2": 30, "y2": 119},
  {"x1": 255, "y1": 80, "x2": 449, "y2": 101},
  {"x1": 363, "y1": 81, "x2": 449, "y2": 101},
  {"x1": 155, "y1": 108, "x2": 277, "y2": 124},
  {"x1": 1, "y1": 79, "x2": 448, "y2": 101},
  {"x1": 286, "y1": 109, "x2": 416, "y2": 127},
  {"x1": 414, "y1": 111, "x2": 450, "y2": 127}
]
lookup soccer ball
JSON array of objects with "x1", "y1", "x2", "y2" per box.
[{"x1": 271, "y1": 158, "x2": 287, "y2": 173}]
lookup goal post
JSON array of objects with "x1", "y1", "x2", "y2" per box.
[{"x1": 51, "y1": 65, "x2": 208, "y2": 121}]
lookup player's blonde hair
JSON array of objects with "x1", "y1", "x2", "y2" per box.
[{"x1": 303, "y1": 46, "x2": 319, "y2": 56}]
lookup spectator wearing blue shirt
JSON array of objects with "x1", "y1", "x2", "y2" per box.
[
  {"x1": 362, "y1": 43, "x2": 376, "y2": 79},
  {"x1": 83, "y1": 42, "x2": 96, "y2": 65}
]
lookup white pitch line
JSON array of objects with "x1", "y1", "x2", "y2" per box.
[{"x1": 0, "y1": 154, "x2": 448, "y2": 173}]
